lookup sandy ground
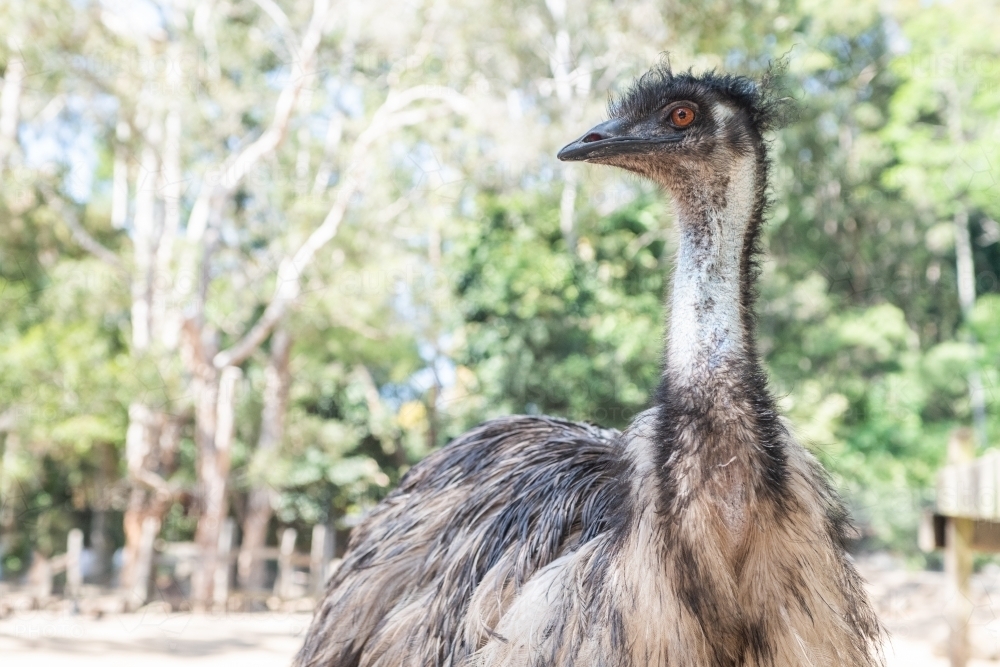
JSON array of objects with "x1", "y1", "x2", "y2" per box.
[
  {"x1": 3, "y1": 555, "x2": 1000, "y2": 665},
  {"x1": 860, "y1": 555, "x2": 1000, "y2": 666},
  {"x1": 0, "y1": 607, "x2": 313, "y2": 666}
]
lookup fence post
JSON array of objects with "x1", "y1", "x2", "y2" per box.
[
  {"x1": 276, "y1": 527, "x2": 297, "y2": 599},
  {"x1": 946, "y1": 428, "x2": 975, "y2": 667},
  {"x1": 213, "y1": 518, "x2": 235, "y2": 608},
  {"x1": 66, "y1": 528, "x2": 84, "y2": 598},
  {"x1": 29, "y1": 551, "x2": 53, "y2": 599},
  {"x1": 310, "y1": 523, "x2": 333, "y2": 594}
]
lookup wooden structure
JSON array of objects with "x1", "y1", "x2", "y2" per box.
[
  {"x1": 26, "y1": 522, "x2": 337, "y2": 611},
  {"x1": 146, "y1": 521, "x2": 336, "y2": 608},
  {"x1": 920, "y1": 429, "x2": 1000, "y2": 667},
  {"x1": 27, "y1": 528, "x2": 84, "y2": 600}
]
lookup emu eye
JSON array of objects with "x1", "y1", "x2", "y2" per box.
[{"x1": 668, "y1": 106, "x2": 696, "y2": 128}]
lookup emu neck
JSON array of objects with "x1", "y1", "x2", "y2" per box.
[
  {"x1": 665, "y1": 154, "x2": 760, "y2": 391},
  {"x1": 651, "y1": 149, "x2": 787, "y2": 524},
  {"x1": 648, "y1": 152, "x2": 792, "y2": 657}
]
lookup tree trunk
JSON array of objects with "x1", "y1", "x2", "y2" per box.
[
  {"x1": 126, "y1": 515, "x2": 160, "y2": 610},
  {"x1": 559, "y1": 164, "x2": 578, "y2": 251},
  {"x1": 89, "y1": 503, "x2": 109, "y2": 584},
  {"x1": 121, "y1": 406, "x2": 180, "y2": 594},
  {"x1": 111, "y1": 121, "x2": 129, "y2": 228},
  {"x1": 546, "y1": 0, "x2": 585, "y2": 253},
  {"x1": 88, "y1": 442, "x2": 117, "y2": 584},
  {"x1": 0, "y1": 434, "x2": 21, "y2": 571},
  {"x1": 238, "y1": 329, "x2": 292, "y2": 592},
  {"x1": 191, "y1": 363, "x2": 219, "y2": 607},
  {"x1": 191, "y1": 363, "x2": 242, "y2": 608},
  {"x1": 0, "y1": 50, "x2": 24, "y2": 167},
  {"x1": 120, "y1": 112, "x2": 172, "y2": 595},
  {"x1": 945, "y1": 83, "x2": 987, "y2": 449},
  {"x1": 953, "y1": 207, "x2": 988, "y2": 447}
]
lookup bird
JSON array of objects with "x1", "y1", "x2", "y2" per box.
[{"x1": 294, "y1": 63, "x2": 884, "y2": 667}]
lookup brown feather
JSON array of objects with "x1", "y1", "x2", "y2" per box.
[{"x1": 294, "y1": 63, "x2": 884, "y2": 667}]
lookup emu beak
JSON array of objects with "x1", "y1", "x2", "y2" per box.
[
  {"x1": 557, "y1": 119, "x2": 630, "y2": 162},
  {"x1": 558, "y1": 118, "x2": 669, "y2": 162}
]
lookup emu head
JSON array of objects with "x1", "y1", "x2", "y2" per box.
[{"x1": 557, "y1": 64, "x2": 787, "y2": 201}]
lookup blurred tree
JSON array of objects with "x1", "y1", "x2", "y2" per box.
[
  {"x1": 883, "y1": 0, "x2": 1000, "y2": 449},
  {"x1": 1, "y1": 0, "x2": 469, "y2": 600},
  {"x1": 2, "y1": 0, "x2": 999, "y2": 591},
  {"x1": 449, "y1": 192, "x2": 666, "y2": 430}
]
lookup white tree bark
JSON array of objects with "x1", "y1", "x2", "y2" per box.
[
  {"x1": 111, "y1": 121, "x2": 130, "y2": 229},
  {"x1": 181, "y1": 0, "x2": 331, "y2": 604},
  {"x1": 946, "y1": 83, "x2": 988, "y2": 448},
  {"x1": 238, "y1": 328, "x2": 292, "y2": 592},
  {"x1": 126, "y1": 516, "x2": 161, "y2": 610},
  {"x1": 545, "y1": 0, "x2": 588, "y2": 252},
  {"x1": 130, "y1": 117, "x2": 162, "y2": 353},
  {"x1": 41, "y1": 186, "x2": 127, "y2": 273},
  {"x1": 191, "y1": 362, "x2": 242, "y2": 607},
  {"x1": 182, "y1": 0, "x2": 331, "y2": 246},
  {"x1": 214, "y1": 85, "x2": 470, "y2": 369},
  {"x1": 121, "y1": 405, "x2": 178, "y2": 596},
  {"x1": 0, "y1": 50, "x2": 24, "y2": 167},
  {"x1": 33, "y1": 0, "x2": 467, "y2": 610},
  {"x1": 154, "y1": 50, "x2": 184, "y2": 348}
]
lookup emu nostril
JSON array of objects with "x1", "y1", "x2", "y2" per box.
[{"x1": 582, "y1": 132, "x2": 605, "y2": 143}]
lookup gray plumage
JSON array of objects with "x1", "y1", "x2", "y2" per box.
[
  {"x1": 296, "y1": 417, "x2": 626, "y2": 665},
  {"x1": 295, "y1": 63, "x2": 884, "y2": 667}
]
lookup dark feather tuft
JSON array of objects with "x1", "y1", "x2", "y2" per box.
[{"x1": 609, "y1": 56, "x2": 796, "y2": 134}]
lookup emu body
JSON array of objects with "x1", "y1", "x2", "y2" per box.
[{"x1": 295, "y1": 65, "x2": 883, "y2": 667}]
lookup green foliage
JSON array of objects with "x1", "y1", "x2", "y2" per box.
[
  {"x1": 3, "y1": 0, "x2": 1000, "y2": 574},
  {"x1": 451, "y1": 192, "x2": 666, "y2": 429}
]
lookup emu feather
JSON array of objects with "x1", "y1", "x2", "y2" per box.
[{"x1": 294, "y1": 63, "x2": 884, "y2": 667}]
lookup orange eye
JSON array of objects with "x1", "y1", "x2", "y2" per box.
[{"x1": 669, "y1": 106, "x2": 696, "y2": 128}]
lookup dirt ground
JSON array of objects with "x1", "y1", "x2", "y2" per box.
[
  {"x1": 2, "y1": 554, "x2": 1000, "y2": 665},
  {"x1": 0, "y1": 607, "x2": 312, "y2": 666},
  {"x1": 859, "y1": 554, "x2": 1000, "y2": 666}
]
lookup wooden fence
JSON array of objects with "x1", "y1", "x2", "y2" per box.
[
  {"x1": 25, "y1": 528, "x2": 84, "y2": 600},
  {"x1": 920, "y1": 428, "x2": 1000, "y2": 667},
  {"x1": 22, "y1": 521, "x2": 337, "y2": 611}
]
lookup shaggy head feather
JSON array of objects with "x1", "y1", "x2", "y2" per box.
[{"x1": 608, "y1": 59, "x2": 795, "y2": 135}]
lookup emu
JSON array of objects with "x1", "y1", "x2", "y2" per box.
[{"x1": 295, "y1": 64, "x2": 884, "y2": 667}]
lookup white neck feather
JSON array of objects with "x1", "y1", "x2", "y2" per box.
[{"x1": 665, "y1": 155, "x2": 757, "y2": 386}]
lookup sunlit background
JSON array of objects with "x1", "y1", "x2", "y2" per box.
[{"x1": 1, "y1": 0, "x2": 999, "y2": 663}]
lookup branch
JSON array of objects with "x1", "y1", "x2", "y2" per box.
[
  {"x1": 329, "y1": 312, "x2": 389, "y2": 341},
  {"x1": 132, "y1": 467, "x2": 178, "y2": 501},
  {"x1": 186, "y1": 0, "x2": 331, "y2": 242},
  {"x1": 174, "y1": 0, "x2": 331, "y2": 337},
  {"x1": 212, "y1": 86, "x2": 470, "y2": 369},
  {"x1": 353, "y1": 364, "x2": 389, "y2": 419},
  {"x1": 41, "y1": 185, "x2": 128, "y2": 275},
  {"x1": 625, "y1": 228, "x2": 670, "y2": 259},
  {"x1": 249, "y1": 0, "x2": 298, "y2": 60}
]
